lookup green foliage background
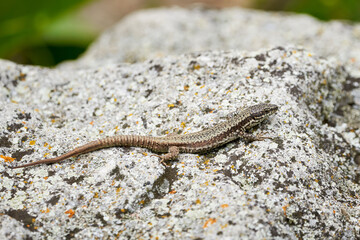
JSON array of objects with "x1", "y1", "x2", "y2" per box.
[
  {"x1": 0, "y1": 0, "x2": 94, "y2": 66},
  {"x1": 255, "y1": 0, "x2": 360, "y2": 21},
  {"x1": 1, "y1": 0, "x2": 359, "y2": 66}
]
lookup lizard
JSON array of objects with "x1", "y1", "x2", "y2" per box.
[{"x1": 10, "y1": 103, "x2": 278, "y2": 169}]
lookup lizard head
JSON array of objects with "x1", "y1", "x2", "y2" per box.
[{"x1": 244, "y1": 103, "x2": 279, "y2": 128}]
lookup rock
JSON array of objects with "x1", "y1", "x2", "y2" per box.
[
  {"x1": 1, "y1": 7, "x2": 359, "y2": 240},
  {"x1": 62, "y1": 7, "x2": 360, "y2": 77}
]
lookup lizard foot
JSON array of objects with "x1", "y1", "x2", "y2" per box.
[
  {"x1": 150, "y1": 154, "x2": 170, "y2": 167},
  {"x1": 254, "y1": 132, "x2": 273, "y2": 141}
]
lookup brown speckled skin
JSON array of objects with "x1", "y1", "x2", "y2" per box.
[{"x1": 11, "y1": 103, "x2": 278, "y2": 168}]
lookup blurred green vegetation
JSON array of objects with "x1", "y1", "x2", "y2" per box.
[
  {"x1": 255, "y1": 0, "x2": 360, "y2": 22},
  {"x1": 0, "y1": 0, "x2": 95, "y2": 66},
  {"x1": 1, "y1": 0, "x2": 359, "y2": 66}
]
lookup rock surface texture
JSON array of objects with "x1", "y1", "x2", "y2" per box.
[
  {"x1": 62, "y1": 7, "x2": 360, "y2": 76},
  {"x1": 1, "y1": 7, "x2": 360, "y2": 240}
]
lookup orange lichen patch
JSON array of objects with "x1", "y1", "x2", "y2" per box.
[
  {"x1": 89, "y1": 121, "x2": 94, "y2": 125},
  {"x1": 116, "y1": 187, "x2": 122, "y2": 193},
  {"x1": 203, "y1": 218, "x2": 216, "y2": 228},
  {"x1": 43, "y1": 177, "x2": 48, "y2": 180},
  {"x1": 29, "y1": 140, "x2": 36, "y2": 146},
  {"x1": 168, "y1": 104, "x2": 175, "y2": 109},
  {"x1": 120, "y1": 209, "x2": 126, "y2": 213},
  {"x1": 142, "y1": 152, "x2": 148, "y2": 156},
  {"x1": 180, "y1": 122, "x2": 186, "y2": 129},
  {"x1": 221, "y1": 223, "x2": 228, "y2": 229},
  {"x1": 65, "y1": 209, "x2": 75, "y2": 218},
  {"x1": 318, "y1": 95, "x2": 323, "y2": 103},
  {"x1": 193, "y1": 64, "x2": 201, "y2": 70},
  {"x1": 11, "y1": 100, "x2": 18, "y2": 104},
  {"x1": 51, "y1": 119, "x2": 56, "y2": 123},
  {"x1": 282, "y1": 204, "x2": 289, "y2": 216},
  {"x1": 116, "y1": 230, "x2": 125, "y2": 238},
  {"x1": 169, "y1": 190, "x2": 176, "y2": 194},
  {"x1": 196, "y1": 199, "x2": 201, "y2": 204},
  {"x1": 139, "y1": 200, "x2": 145, "y2": 205},
  {"x1": 1, "y1": 155, "x2": 15, "y2": 163},
  {"x1": 19, "y1": 73, "x2": 27, "y2": 81},
  {"x1": 32, "y1": 218, "x2": 36, "y2": 223},
  {"x1": 40, "y1": 208, "x2": 50, "y2": 213},
  {"x1": 93, "y1": 192, "x2": 99, "y2": 198},
  {"x1": 221, "y1": 204, "x2": 229, "y2": 208},
  {"x1": 184, "y1": 85, "x2": 190, "y2": 91}
]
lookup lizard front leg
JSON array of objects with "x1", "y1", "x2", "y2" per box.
[{"x1": 239, "y1": 131, "x2": 272, "y2": 142}]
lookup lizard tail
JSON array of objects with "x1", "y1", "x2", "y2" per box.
[{"x1": 10, "y1": 135, "x2": 157, "y2": 169}]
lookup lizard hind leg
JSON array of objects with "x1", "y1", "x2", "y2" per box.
[{"x1": 152, "y1": 146, "x2": 180, "y2": 167}]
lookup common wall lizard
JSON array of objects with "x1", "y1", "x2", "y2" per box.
[{"x1": 11, "y1": 103, "x2": 278, "y2": 169}]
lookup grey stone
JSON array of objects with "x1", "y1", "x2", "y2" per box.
[
  {"x1": 1, "y1": 7, "x2": 360, "y2": 240},
  {"x1": 61, "y1": 7, "x2": 360, "y2": 77}
]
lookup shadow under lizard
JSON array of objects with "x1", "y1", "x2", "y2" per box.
[{"x1": 10, "y1": 103, "x2": 278, "y2": 169}]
